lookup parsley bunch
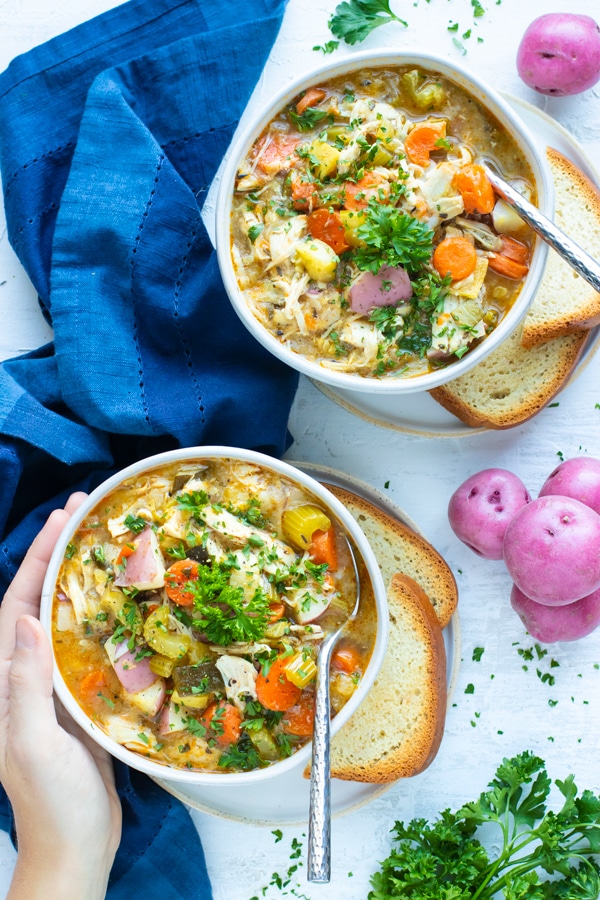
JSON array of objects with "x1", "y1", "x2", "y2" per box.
[
  {"x1": 369, "y1": 752, "x2": 600, "y2": 899},
  {"x1": 187, "y1": 562, "x2": 269, "y2": 646},
  {"x1": 355, "y1": 202, "x2": 434, "y2": 275},
  {"x1": 329, "y1": 0, "x2": 407, "y2": 45}
]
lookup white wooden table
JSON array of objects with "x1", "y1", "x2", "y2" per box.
[{"x1": 2, "y1": 1, "x2": 600, "y2": 897}]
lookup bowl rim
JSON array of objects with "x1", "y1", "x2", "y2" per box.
[
  {"x1": 215, "y1": 48, "x2": 553, "y2": 395},
  {"x1": 40, "y1": 445, "x2": 389, "y2": 786}
]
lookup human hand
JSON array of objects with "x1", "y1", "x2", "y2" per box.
[{"x1": 0, "y1": 495, "x2": 122, "y2": 900}]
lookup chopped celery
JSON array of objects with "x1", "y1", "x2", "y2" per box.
[
  {"x1": 284, "y1": 651, "x2": 317, "y2": 688},
  {"x1": 281, "y1": 505, "x2": 331, "y2": 551}
]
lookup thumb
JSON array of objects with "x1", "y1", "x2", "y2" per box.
[{"x1": 8, "y1": 616, "x2": 58, "y2": 741}]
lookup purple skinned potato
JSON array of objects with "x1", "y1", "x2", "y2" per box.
[
  {"x1": 348, "y1": 265, "x2": 412, "y2": 315},
  {"x1": 448, "y1": 468, "x2": 531, "y2": 560},
  {"x1": 517, "y1": 14, "x2": 600, "y2": 96},
  {"x1": 539, "y1": 456, "x2": 600, "y2": 516},
  {"x1": 511, "y1": 583, "x2": 600, "y2": 643},
  {"x1": 503, "y1": 495, "x2": 600, "y2": 605}
]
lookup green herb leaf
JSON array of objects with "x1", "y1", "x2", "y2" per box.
[
  {"x1": 329, "y1": 0, "x2": 407, "y2": 46},
  {"x1": 313, "y1": 40, "x2": 340, "y2": 54},
  {"x1": 369, "y1": 752, "x2": 600, "y2": 899},
  {"x1": 248, "y1": 224, "x2": 264, "y2": 243},
  {"x1": 355, "y1": 201, "x2": 434, "y2": 275},
  {"x1": 124, "y1": 514, "x2": 148, "y2": 534}
]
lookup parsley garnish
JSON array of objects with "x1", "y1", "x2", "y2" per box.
[
  {"x1": 355, "y1": 201, "x2": 434, "y2": 275},
  {"x1": 248, "y1": 224, "x2": 264, "y2": 243},
  {"x1": 65, "y1": 543, "x2": 77, "y2": 560},
  {"x1": 329, "y1": 0, "x2": 407, "y2": 46},
  {"x1": 177, "y1": 491, "x2": 209, "y2": 519},
  {"x1": 288, "y1": 107, "x2": 332, "y2": 132},
  {"x1": 313, "y1": 40, "x2": 339, "y2": 54},
  {"x1": 124, "y1": 514, "x2": 147, "y2": 534},
  {"x1": 369, "y1": 751, "x2": 600, "y2": 898},
  {"x1": 188, "y1": 562, "x2": 269, "y2": 645}
]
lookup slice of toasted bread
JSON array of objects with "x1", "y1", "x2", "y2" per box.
[
  {"x1": 521, "y1": 148, "x2": 600, "y2": 348},
  {"x1": 309, "y1": 574, "x2": 446, "y2": 783},
  {"x1": 325, "y1": 483, "x2": 458, "y2": 629},
  {"x1": 428, "y1": 322, "x2": 589, "y2": 429}
]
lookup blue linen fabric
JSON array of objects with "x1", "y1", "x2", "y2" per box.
[{"x1": 0, "y1": 0, "x2": 298, "y2": 896}]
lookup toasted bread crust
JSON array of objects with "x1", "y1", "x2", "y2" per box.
[
  {"x1": 324, "y1": 574, "x2": 447, "y2": 783},
  {"x1": 325, "y1": 483, "x2": 458, "y2": 628},
  {"x1": 521, "y1": 148, "x2": 600, "y2": 347},
  {"x1": 429, "y1": 323, "x2": 589, "y2": 429}
]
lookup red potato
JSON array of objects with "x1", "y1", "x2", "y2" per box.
[
  {"x1": 539, "y1": 456, "x2": 600, "y2": 516},
  {"x1": 517, "y1": 14, "x2": 600, "y2": 96},
  {"x1": 113, "y1": 646, "x2": 159, "y2": 693},
  {"x1": 348, "y1": 265, "x2": 412, "y2": 315},
  {"x1": 511, "y1": 583, "x2": 600, "y2": 643},
  {"x1": 447, "y1": 468, "x2": 531, "y2": 560},
  {"x1": 503, "y1": 495, "x2": 600, "y2": 605}
]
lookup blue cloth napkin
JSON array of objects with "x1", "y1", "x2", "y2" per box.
[{"x1": 0, "y1": 0, "x2": 297, "y2": 896}]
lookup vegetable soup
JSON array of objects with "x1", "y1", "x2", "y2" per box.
[
  {"x1": 52, "y1": 459, "x2": 376, "y2": 774},
  {"x1": 230, "y1": 66, "x2": 536, "y2": 378}
]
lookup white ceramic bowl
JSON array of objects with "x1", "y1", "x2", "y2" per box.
[
  {"x1": 216, "y1": 50, "x2": 553, "y2": 395},
  {"x1": 40, "y1": 446, "x2": 388, "y2": 786}
]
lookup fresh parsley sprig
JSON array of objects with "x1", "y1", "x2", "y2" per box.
[
  {"x1": 354, "y1": 201, "x2": 434, "y2": 275},
  {"x1": 369, "y1": 752, "x2": 600, "y2": 899},
  {"x1": 329, "y1": 0, "x2": 407, "y2": 46},
  {"x1": 187, "y1": 561, "x2": 269, "y2": 645}
]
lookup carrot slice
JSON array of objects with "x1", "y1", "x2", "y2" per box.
[
  {"x1": 79, "y1": 669, "x2": 108, "y2": 704},
  {"x1": 255, "y1": 134, "x2": 300, "y2": 176},
  {"x1": 296, "y1": 87, "x2": 327, "y2": 115},
  {"x1": 343, "y1": 172, "x2": 388, "y2": 210},
  {"x1": 310, "y1": 528, "x2": 338, "y2": 570},
  {"x1": 487, "y1": 253, "x2": 529, "y2": 280},
  {"x1": 256, "y1": 656, "x2": 302, "y2": 711},
  {"x1": 282, "y1": 690, "x2": 315, "y2": 736},
  {"x1": 116, "y1": 543, "x2": 135, "y2": 567},
  {"x1": 267, "y1": 600, "x2": 286, "y2": 624},
  {"x1": 200, "y1": 701, "x2": 242, "y2": 747},
  {"x1": 307, "y1": 209, "x2": 350, "y2": 254},
  {"x1": 498, "y1": 235, "x2": 530, "y2": 264},
  {"x1": 433, "y1": 236, "x2": 477, "y2": 281},
  {"x1": 331, "y1": 644, "x2": 362, "y2": 675},
  {"x1": 454, "y1": 164, "x2": 495, "y2": 214},
  {"x1": 291, "y1": 176, "x2": 320, "y2": 211},
  {"x1": 404, "y1": 120, "x2": 447, "y2": 167},
  {"x1": 165, "y1": 559, "x2": 200, "y2": 607}
]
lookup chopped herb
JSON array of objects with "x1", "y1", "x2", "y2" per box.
[
  {"x1": 272, "y1": 829, "x2": 283, "y2": 842},
  {"x1": 248, "y1": 224, "x2": 264, "y2": 243},
  {"x1": 464, "y1": 683, "x2": 475, "y2": 694},
  {"x1": 137, "y1": 733, "x2": 150, "y2": 744},
  {"x1": 124, "y1": 514, "x2": 148, "y2": 534},
  {"x1": 472, "y1": 647, "x2": 485, "y2": 662},
  {"x1": 328, "y1": 0, "x2": 407, "y2": 46},
  {"x1": 65, "y1": 543, "x2": 77, "y2": 560},
  {"x1": 288, "y1": 107, "x2": 332, "y2": 132},
  {"x1": 453, "y1": 37, "x2": 467, "y2": 55},
  {"x1": 313, "y1": 40, "x2": 339, "y2": 54},
  {"x1": 471, "y1": 0, "x2": 485, "y2": 16}
]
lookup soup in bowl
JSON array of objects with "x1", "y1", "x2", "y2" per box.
[
  {"x1": 217, "y1": 52, "x2": 551, "y2": 394},
  {"x1": 41, "y1": 448, "x2": 387, "y2": 785}
]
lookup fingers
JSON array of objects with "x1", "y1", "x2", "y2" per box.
[
  {"x1": 0, "y1": 493, "x2": 88, "y2": 664},
  {"x1": 5, "y1": 617, "x2": 56, "y2": 756}
]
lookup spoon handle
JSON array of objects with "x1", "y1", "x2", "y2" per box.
[
  {"x1": 307, "y1": 633, "x2": 336, "y2": 883},
  {"x1": 484, "y1": 165, "x2": 600, "y2": 294}
]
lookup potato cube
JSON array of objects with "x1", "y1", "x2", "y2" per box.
[
  {"x1": 339, "y1": 210, "x2": 366, "y2": 248},
  {"x1": 309, "y1": 140, "x2": 340, "y2": 180},
  {"x1": 296, "y1": 238, "x2": 339, "y2": 283}
]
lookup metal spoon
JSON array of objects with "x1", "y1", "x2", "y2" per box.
[
  {"x1": 482, "y1": 163, "x2": 600, "y2": 294},
  {"x1": 307, "y1": 539, "x2": 361, "y2": 884}
]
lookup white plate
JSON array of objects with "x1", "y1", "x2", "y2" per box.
[
  {"x1": 153, "y1": 464, "x2": 461, "y2": 825},
  {"x1": 313, "y1": 95, "x2": 600, "y2": 438}
]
